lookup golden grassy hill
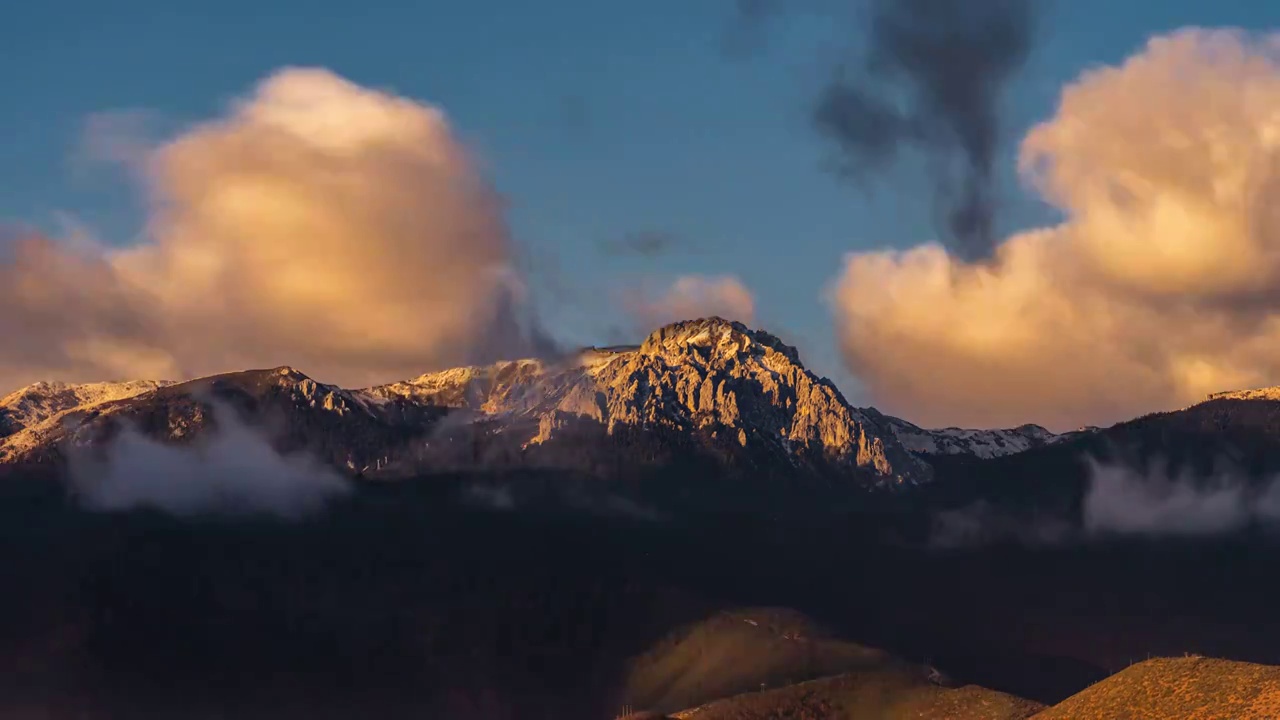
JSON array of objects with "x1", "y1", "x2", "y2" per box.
[
  {"x1": 619, "y1": 607, "x2": 905, "y2": 715},
  {"x1": 667, "y1": 670, "x2": 1044, "y2": 720},
  {"x1": 1032, "y1": 655, "x2": 1280, "y2": 720},
  {"x1": 619, "y1": 606, "x2": 1044, "y2": 719}
]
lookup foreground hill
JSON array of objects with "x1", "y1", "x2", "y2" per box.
[
  {"x1": 652, "y1": 655, "x2": 1280, "y2": 719},
  {"x1": 669, "y1": 670, "x2": 1043, "y2": 720},
  {"x1": 620, "y1": 607, "x2": 910, "y2": 714},
  {"x1": 622, "y1": 607, "x2": 1045, "y2": 719},
  {"x1": 1035, "y1": 656, "x2": 1280, "y2": 719}
]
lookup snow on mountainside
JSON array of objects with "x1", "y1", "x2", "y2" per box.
[
  {"x1": 369, "y1": 318, "x2": 932, "y2": 485},
  {"x1": 0, "y1": 367, "x2": 443, "y2": 468},
  {"x1": 863, "y1": 408, "x2": 1098, "y2": 460}
]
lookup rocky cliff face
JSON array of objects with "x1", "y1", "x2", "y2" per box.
[{"x1": 369, "y1": 318, "x2": 932, "y2": 486}]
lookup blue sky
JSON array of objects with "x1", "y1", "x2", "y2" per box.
[{"x1": 4, "y1": 0, "x2": 1280, "y2": 390}]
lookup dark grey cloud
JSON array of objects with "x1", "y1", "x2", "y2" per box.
[
  {"x1": 817, "y1": 0, "x2": 1035, "y2": 260},
  {"x1": 600, "y1": 230, "x2": 684, "y2": 258},
  {"x1": 731, "y1": 0, "x2": 1039, "y2": 260},
  {"x1": 722, "y1": 0, "x2": 787, "y2": 57}
]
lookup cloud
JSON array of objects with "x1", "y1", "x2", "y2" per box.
[
  {"x1": 727, "y1": 0, "x2": 1037, "y2": 259},
  {"x1": 814, "y1": 0, "x2": 1037, "y2": 260},
  {"x1": 928, "y1": 456, "x2": 1280, "y2": 548},
  {"x1": 1083, "y1": 458, "x2": 1280, "y2": 537},
  {"x1": 463, "y1": 482, "x2": 517, "y2": 511},
  {"x1": 929, "y1": 499, "x2": 1074, "y2": 549},
  {"x1": 67, "y1": 403, "x2": 350, "y2": 519},
  {"x1": 721, "y1": 0, "x2": 785, "y2": 58},
  {"x1": 832, "y1": 29, "x2": 1280, "y2": 430},
  {"x1": 622, "y1": 274, "x2": 756, "y2": 331},
  {"x1": 77, "y1": 109, "x2": 164, "y2": 176},
  {"x1": 600, "y1": 230, "x2": 682, "y2": 258},
  {"x1": 0, "y1": 67, "x2": 550, "y2": 392},
  {"x1": 461, "y1": 479, "x2": 664, "y2": 522}
]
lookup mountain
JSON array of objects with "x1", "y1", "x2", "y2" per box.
[
  {"x1": 0, "y1": 321, "x2": 1072, "y2": 491},
  {"x1": 0, "y1": 318, "x2": 936, "y2": 494},
  {"x1": 15, "y1": 317, "x2": 1280, "y2": 515},
  {"x1": 370, "y1": 318, "x2": 932, "y2": 485},
  {"x1": 7, "y1": 363, "x2": 1280, "y2": 715}
]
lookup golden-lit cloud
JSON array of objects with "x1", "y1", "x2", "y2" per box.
[
  {"x1": 832, "y1": 29, "x2": 1280, "y2": 430},
  {"x1": 622, "y1": 274, "x2": 756, "y2": 332},
  {"x1": 1, "y1": 68, "x2": 547, "y2": 391}
]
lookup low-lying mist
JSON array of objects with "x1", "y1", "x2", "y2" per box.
[
  {"x1": 1083, "y1": 458, "x2": 1280, "y2": 537},
  {"x1": 66, "y1": 403, "x2": 351, "y2": 519},
  {"x1": 930, "y1": 455, "x2": 1280, "y2": 549}
]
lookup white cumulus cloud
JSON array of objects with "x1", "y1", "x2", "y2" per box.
[
  {"x1": 832, "y1": 29, "x2": 1280, "y2": 430},
  {"x1": 1, "y1": 67, "x2": 549, "y2": 393}
]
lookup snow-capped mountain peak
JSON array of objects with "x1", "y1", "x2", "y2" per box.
[{"x1": 367, "y1": 317, "x2": 932, "y2": 485}]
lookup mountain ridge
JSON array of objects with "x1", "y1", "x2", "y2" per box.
[
  {"x1": 12, "y1": 318, "x2": 1280, "y2": 496},
  {"x1": 0, "y1": 319, "x2": 932, "y2": 490}
]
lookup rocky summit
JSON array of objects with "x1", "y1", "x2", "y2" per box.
[{"x1": 371, "y1": 317, "x2": 932, "y2": 486}]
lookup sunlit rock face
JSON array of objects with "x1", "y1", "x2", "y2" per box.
[{"x1": 373, "y1": 317, "x2": 932, "y2": 486}]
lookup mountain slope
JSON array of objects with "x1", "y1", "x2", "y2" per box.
[
  {"x1": 863, "y1": 407, "x2": 1100, "y2": 460},
  {"x1": 0, "y1": 380, "x2": 173, "y2": 439},
  {"x1": 0, "y1": 367, "x2": 446, "y2": 470},
  {"x1": 668, "y1": 669, "x2": 1044, "y2": 720},
  {"x1": 1035, "y1": 656, "x2": 1280, "y2": 719},
  {"x1": 621, "y1": 607, "x2": 903, "y2": 714},
  {"x1": 917, "y1": 386, "x2": 1280, "y2": 522}
]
